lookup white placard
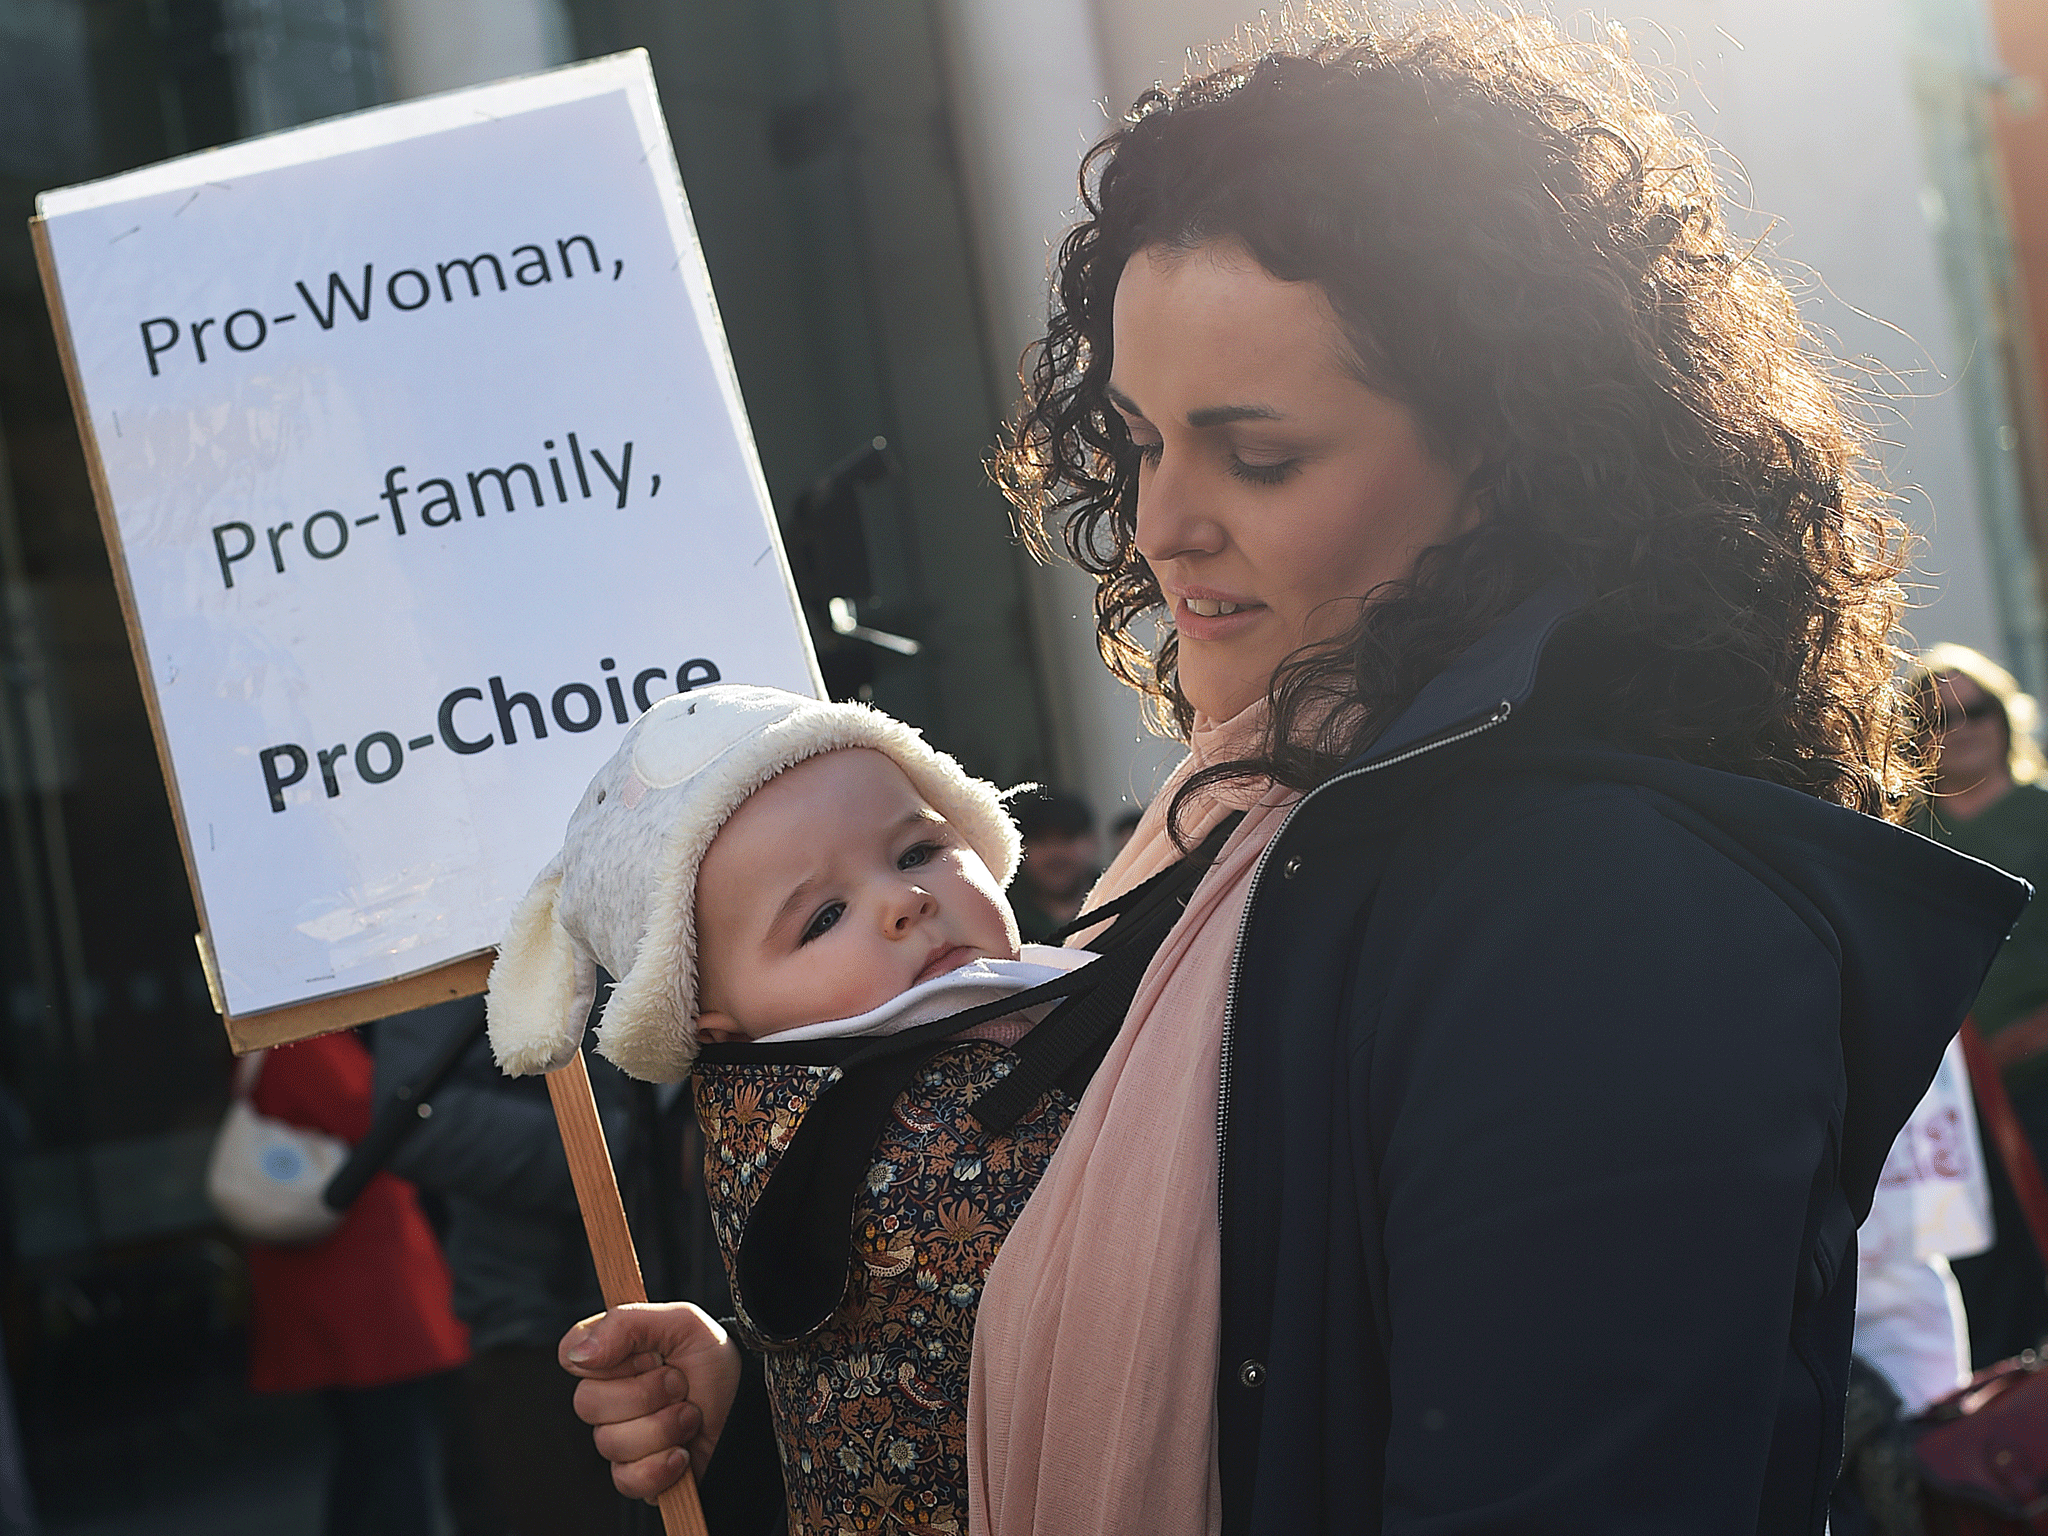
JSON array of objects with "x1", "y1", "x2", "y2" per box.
[{"x1": 36, "y1": 54, "x2": 820, "y2": 1027}]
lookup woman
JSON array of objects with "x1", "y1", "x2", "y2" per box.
[
  {"x1": 562, "y1": 16, "x2": 2024, "y2": 1532},
  {"x1": 1911, "y1": 644, "x2": 2048, "y2": 1366}
]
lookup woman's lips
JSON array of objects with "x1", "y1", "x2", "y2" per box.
[
  {"x1": 1172, "y1": 592, "x2": 1265, "y2": 640},
  {"x1": 914, "y1": 945, "x2": 977, "y2": 985}
]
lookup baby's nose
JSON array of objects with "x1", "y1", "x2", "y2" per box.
[{"x1": 889, "y1": 885, "x2": 938, "y2": 930}]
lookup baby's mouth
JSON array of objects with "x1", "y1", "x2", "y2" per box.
[{"x1": 914, "y1": 945, "x2": 977, "y2": 986}]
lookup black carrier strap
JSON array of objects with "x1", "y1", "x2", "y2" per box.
[{"x1": 708, "y1": 810, "x2": 1243, "y2": 1342}]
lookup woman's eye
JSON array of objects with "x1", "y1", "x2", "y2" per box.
[
  {"x1": 1228, "y1": 456, "x2": 1300, "y2": 486},
  {"x1": 800, "y1": 902, "x2": 846, "y2": 944},
  {"x1": 897, "y1": 840, "x2": 941, "y2": 870},
  {"x1": 1133, "y1": 440, "x2": 1163, "y2": 467}
]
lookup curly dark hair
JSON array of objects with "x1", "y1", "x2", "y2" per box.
[{"x1": 995, "y1": 12, "x2": 1920, "y2": 829}]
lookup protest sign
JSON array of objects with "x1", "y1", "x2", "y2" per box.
[{"x1": 32, "y1": 54, "x2": 820, "y2": 1049}]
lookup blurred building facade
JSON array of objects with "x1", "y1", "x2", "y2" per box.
[{"x1": 0, "y1": 0, "x2": 2047, "y2": 1524}]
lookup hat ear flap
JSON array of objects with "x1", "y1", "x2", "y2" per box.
[{"x1": 487, "y1": 864, "x2": 597, "y2": 1076}]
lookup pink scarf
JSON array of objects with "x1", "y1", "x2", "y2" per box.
[{"x1": 968, "y1": 710, "x2": 1295, "y2": 1536}]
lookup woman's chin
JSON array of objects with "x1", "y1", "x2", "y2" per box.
[{"x1": 1181, "y1": 671, "x2": 1269, "y2": 725}]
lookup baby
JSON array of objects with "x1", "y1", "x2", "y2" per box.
[{"x1": 487, "y1": 684, "x2": 1090, "y2": 1536}]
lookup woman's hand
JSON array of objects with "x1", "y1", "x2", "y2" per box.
[{"x1": 559, "y1": 1302, "x2": 741, "y2": 1501}]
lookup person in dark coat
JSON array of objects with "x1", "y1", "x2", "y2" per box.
[
  {"x1": 373, "y1": 1000, "x2": 636, "y2": 1535},
  {"x1": 555, "y1": 14, "x2": 2025, "y2": 1533}
]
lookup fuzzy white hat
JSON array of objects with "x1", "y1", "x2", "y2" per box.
[{"x1": 486, "y1": 684, "x2": 1020, "y2": 1084}]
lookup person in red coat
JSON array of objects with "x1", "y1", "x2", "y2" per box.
[{"x1": 245, "y1": 1029, "x2": 469, "y2": 1536}]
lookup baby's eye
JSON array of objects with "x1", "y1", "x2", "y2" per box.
[
  {"x1": 800, "y1": 901, "x2": 846, "y2": 944},
  {"x1": 897, "y1": 840, "x2": 942, "y2": 871}
]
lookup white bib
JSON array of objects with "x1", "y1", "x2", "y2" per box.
[{"x1": 765, "y1": 944, "x2": 1097, "y2": 1043}]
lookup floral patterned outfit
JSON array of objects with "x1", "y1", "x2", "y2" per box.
[{"x1": 695, "y1": 1040, "x2": 1072, "y2": 1535}]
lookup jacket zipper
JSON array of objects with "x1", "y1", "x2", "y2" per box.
[{"x1": 1215, "y1": 700, "x2": 1514, "y2": 1227}]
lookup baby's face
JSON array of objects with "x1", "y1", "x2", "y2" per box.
[{"x1": 693, "y1": 749, "x2": 1021, "y2": 1042}]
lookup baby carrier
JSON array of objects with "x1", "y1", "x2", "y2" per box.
[{"x1": 693, "y1": 812, "x2": 1241, "y2": 1535}]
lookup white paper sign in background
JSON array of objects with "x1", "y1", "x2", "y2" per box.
[{"x1": 36, "y1": 55, "x2": 819, "y2": 1021}]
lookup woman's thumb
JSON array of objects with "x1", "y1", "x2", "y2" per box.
[
  {"x1": 559, "y1": 1301, "x2": 719, "y2": 1377},
  {"x1": 560, "y1": 1308, "x2": 642, "y2": 1374}
]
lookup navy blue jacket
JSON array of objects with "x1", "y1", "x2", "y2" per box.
[{"x1": 1215, "y1": 586, "x2": 2029, "y2": 1534}]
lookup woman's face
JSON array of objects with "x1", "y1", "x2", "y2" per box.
[
  {"x1": 1926, "y1": 672, "x2": 2011, "y2": 791},
  {"x1": 1109, "y1": 240, "x2": 1477, "y2": 722}
]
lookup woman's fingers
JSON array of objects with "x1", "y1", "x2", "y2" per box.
[
  {"x1": 574, "y1": 1366, "x2": 695, "y2": 1429},
  {"x1": 560, "y1": 1301, "x2": 719, "y2": 1379},
  {"x1": 560, "y1": 1301, "x2": 737, "y2": 1484},
  {"x1": 589, "y1": 1395, "x2": 698, "y2": 1466},
  {"x1": 611, "y1": 1446, "x2": 691, "y2": 1505}
]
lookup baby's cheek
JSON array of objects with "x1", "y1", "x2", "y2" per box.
[
  {"x1": 953, "y1": 858, "x2": 1020, "y2": 942},
  {"x1": 968, "y1": 887, "x2": 1022, "y2": 959},
  {"x1": 803, "y1": 954, "x2": 902, "y2": 1022},
  {"x1": 992, "y1": 898, "x2": 1023, "y2": 956}
]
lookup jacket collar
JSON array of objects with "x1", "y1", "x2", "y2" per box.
[{"x1": 1351, "y1": 577, "x2": 1586, "y2": 768}]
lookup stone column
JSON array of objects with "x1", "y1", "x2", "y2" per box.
[
  {"x1": 936, "y1": 0, "x2": 1182, "y2": 819},
  {"x1": 379, "y1": 0, "x2": 571, "y2": 99}
]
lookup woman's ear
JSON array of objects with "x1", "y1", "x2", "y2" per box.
[{"x1": 694, "y1": 1010, "x2": 748, "y2": 1045}]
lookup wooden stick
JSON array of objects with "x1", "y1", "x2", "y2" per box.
[{"x1": 547, "y1": 1050, "x2": 710, "y2": 1536}]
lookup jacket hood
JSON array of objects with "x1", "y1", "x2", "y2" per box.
[{"x1": 1350, "y1": 580, "x2": 2032, "y2": 1216}]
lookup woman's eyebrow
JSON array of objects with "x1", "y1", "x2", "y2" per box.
[
  {"x1": 1105, "y1": 383, "x2": 1147, "y2": 419},
  {"x1": 1105, "y1": 382, "x2": 1284, "y2": 430},
  {"x1": 1186, "y1": 402, "x2": 1284, "y2": 429}
]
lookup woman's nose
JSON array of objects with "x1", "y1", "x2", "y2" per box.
[{"x1": 1133, "y1": 455, "x2": 1225, "y2": 568}]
